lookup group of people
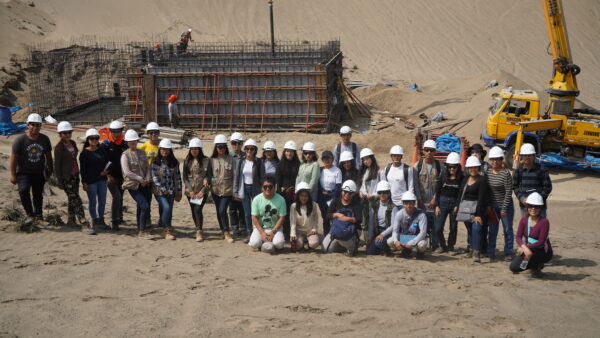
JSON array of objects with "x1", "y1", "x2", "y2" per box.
[{"x1": 9, "y1": 114, "x2": 554, "y2": 277}]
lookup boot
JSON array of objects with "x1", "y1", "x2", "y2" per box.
[
  {"x1": 472, "y1": 250, "x2": 481, "y2": 263},
  {"x1": 195, "y1": 230, "x2": 204, "y2": 242},
  {"x1": 67, "y1": 216, "x2": 78, "y2": 228},
  {"x1": 487, "y1": 252, "x2": 496, "y2": 263},
  {"x1": 34, "y1": 216, "x2": 49, "y2": 227},
  {"x1": 165, "y1": 227, "x2": 176, "y2": 240},
  {"x1": 97, "y1": 217, "x2": 107, "y2": 227},
  {"x1": 465, "y1": 249, "x2": 473, "y2": 258},
  {"x1": 223, "y1": 231, "x2": 234, "y2": 243}
]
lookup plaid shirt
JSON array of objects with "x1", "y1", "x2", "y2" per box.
[
  {"x1": 152, "y1": 162, "x2": 182, "y2": 195},
  {"x1": 513, "y1": 164, "x2": 552, "y2": 203}
]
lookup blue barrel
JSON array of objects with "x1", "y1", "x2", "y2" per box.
[{"x1": 0, "y1": 106, "x2": 12, "y2": 124}]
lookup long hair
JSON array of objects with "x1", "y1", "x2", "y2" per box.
[
  {"x1": 211, "y1": 145, "x2": 229, "y2": 158},
  {"x1": 295, "y1": 189, "x2": 314, "y2": 216},
  {"x1": 342, "y1": 165, "x2": 360, "y2": 184},
  {"x1": 446, "y1": 164, "x2": 464, "y2": 179},
  {"x1": 183, "y1": 148, "x2": 206, "y2": 178},
  {"x1": 302, "y1": 151, "x2": 318, "y2": 163},
  {"x1": 261, "y1": 150, "x2": 280, "y2": 162},
  {"x1": 359, "y1": 155, "x2": 379, "y2": 182},
  {"x1": 155, "y1": 148, "x2": 179, "y2": 168},
  {"x1": 278, "y1": 150, "x2": 300, "y2": 176}
]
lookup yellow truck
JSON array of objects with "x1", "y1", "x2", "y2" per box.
[{"x1": 482, "y1": 0, "x2": 600, "y2": 167}]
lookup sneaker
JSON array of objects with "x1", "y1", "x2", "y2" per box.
[
  {"x1": 244, "y1": 234, "x2": 251, "y2": 244},
  {"x1": 82, "y1": 226, "x2": 96, "y2": 235},
  {"x1": 472, "y1": 250, "x2": 481, "y2": 263},
  {"x1": 232, "y1": 228, "x2": 241, "y2": 237},
  {"x1": 434, "y1": 247, "x2": 446, "y2": 254},
  {"x1": 223, "y1": 231, "x2": 234, "y2": 243},
  {"x1": 465, "y1": 250, "x2": 473, "y2": 258},
  {"x1": 447, "y1": 246, "x2": 455, "y2": 252},
  {"x1": 111, "y1": 221, "x2": 120, "y2": 231},
  {"x1": 504, "y1": 253, "x2": 514, "y2": 262},
  {"x1": 23, "y1": 217, "x2": 35, "y2": 227},
  {"x1": 195, "y1": 230, "x2": 204, "y2": 242},
  {"x1": 35, "y1": 217, "x2": 50, "y2": 228},
  {"x1": 67, "y1": 217, "x2": 78, "y2": 227},
  {"x1": 487, "y1": 253, "x2": 496, "y2": 263},
  {"x1": 345, "y1": 249, "x2": 355, "y2": 257},
  {"x1": 165, "y1": 227, "x2": 176, "y2": 240}
]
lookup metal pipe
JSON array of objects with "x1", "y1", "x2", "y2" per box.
[{"x1": 268, "y1": 0, "x2": 275, "y2": 57}]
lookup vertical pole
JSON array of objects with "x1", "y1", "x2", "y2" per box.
[
  {"x1": 201, "y1": 76, "x2": 208, "y2": 137},
  {"x1": 268, "y1": 0, "x2": 275, "y2": 57},
  {"x1": 305, "y1": 75, "x2": 311, "y2": 133},
  {"x1": 261, "y1": 78, "x2": 268, "y2": 136}
]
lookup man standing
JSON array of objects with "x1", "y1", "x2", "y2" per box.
[
  {"x1": 379, "y1": 145, "x2": 415, "y2": 207},
  {"x1": 178, "y1": 28, "x2": 193, "y2": 54},
  {"x1": 333, "y1": 125, "x2": 361, "y2": 169},
  {"x1": 513, "y1": 143, "x2": 552, "y2": 217},
  {"x1": 139, "y1": 122, "x2": 161, "y2": 227},
  {"x1": 10, "y1": 113, "x2": 53, "y2": 226},
  {"x1": 101, "y1": 120, "x2": 128, "y2": 230},
  {"x1": 229, "y1": 132, "x2": 246, "y2": 237},
  {"x1": 167, "y1": 95, "x2": 179, "y2": 129},
  {"x1": 248, "y1": 177, "x2": 287, "y2": 253}
]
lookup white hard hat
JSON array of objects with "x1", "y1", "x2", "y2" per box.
[
  {"x1": 390, "y1": 145, "x2": 404, "y2": 155},
  {"x1": 445, "y1": 152, "x2": 460, "y2": 164},
  {"x1": 188, "y1": 28, "x2": 192, "y2": 32},
  {"x1": 85, "y1": 128, "x2": 99, "y2": 138},
  {"x1": 159, "y1": 138, "x2": 173, "y2": 149},
  {"x1": 244, "y1": 139, "x2": 258, "y2": 148},
  {"x1": 341, "y1": 180, "x2": 357, "y2": 193},
  {"x1": 423, "y1": 139, "x2": 436, "y2": 150},
  {"x1": 188, "y1": 138, "x2": 203, "y2": 148},
  {"x1": 339, "y1": 150, "x2": 354, "y2": 162},
  {"x1": 57, "y1": 121, "x2": 73, "y2": 133},
  {"x1": 525, "y1": 192, "x2": 544, "y2": 206},
  {"x1": 376, "y1": 181, "x2": 392, "y2": 192},
  {"x1": 295, "y1": 181, "x2": 311, "y2": 192},
  {"x1": 146, "y1": 122, "x2": 160, "y2": 131},
  {"x1": 401, "y1": 190, "x2": 418, "y2": 202},
  {"x1": 263, "y1": 140, "x2": 276, "y2": 151},
  {"x1": 230, "y1": 132, "x2": 244, "y2": 142},
  {"x1": 360, "y1": 148, "x2": 374, "y2": 158},
  {"x1": 214, "y1": 134, "x2": 227, "y2": 144},
  {"x1": 520, "y1": 143, "x2": 536, "y2": 155},
  {"x1": 339, "y1": 125, "x2": 352, "y2": 134},
  {"x1": 284, "y1": 140, "x2": 297, "y2": 151},
  {"x1": 489, "y1": 146, "x2": 504, "y2": 159},
  {"x1": 465, "y1": 155, "x2": 482, "y2": 168},
  {"x1": 124, "y1": 129, "x2": 139, "y2": 142},
  {"x1": 302, "y1": 142, "x2": 316, "y2": 152},
  {"x1": 109, "y1": 120, "x2": 123, "y2": 130},
  {"x1": 26, "y1": 113, "x2": 43, "y2": 124}
]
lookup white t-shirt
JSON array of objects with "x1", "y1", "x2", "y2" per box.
[
  {"x1": 243, "y1": 160, "x2": 254, "y2": 184},
  {"x1": 264, "y1": 160, "x2": 277, "y2": 176},
  {"x1": 385, "y1": 164, "x2": 414, "y2": 206},
  {"x1": 319, "y1": 166, "x2": 342, "y2": 192}
]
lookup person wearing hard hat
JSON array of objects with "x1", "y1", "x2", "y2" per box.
[
  {"x1": 183, "y1": 138, "x2": 210, "y2": 242},
  {"x1": 367, "y1": 181, "x2": 399, "y2": 255},
  {"x1": 378, "y1": 145, "x2": 416, "y2": 207},
  {"x1": 208, "y1": 134, "x2": 235, "y2": 243},
  {"x1": 228, "y1": 132, "x2": 246, "y2": 238},
  {"x1": 509, "y1": 192, "x2": 553, "y2": 278},
  {"x1": 433, "y1": 152, "x2": 463, "y2": 253},
  {"x1": 296, "y1": 142, "x2": 320, "y2": 201},
  {"x1": 359, "y1": 148, "x2": 380, "y2": 247},
  {"x1": 276, "y1": 140, "x2": 300, "y2": 241},
  {"x1": 139, "y1": 122, "x2": 161, "y2": 227},
  {"x1": 10, "y1": 113, "x2": 53, "y2": 226},
  {"x1": 233, "y1": 139, "x2": 264, "y2": 243},
  {"x1": 54, "y1": 121, "x2": 93, "y2": 234},
  {"x1": 79, "y1": 128, "x2": 109, "y2": 229},
  {"x1": 413, "y1": 139, "x2": 445, "y2": 250},
  {"x1": 167, "y1": 95, "x2": 179, "y2": 129},
  {"x1": 318, "y1": 150, "x2": 342, "y2": 235},
  {"x1": 120, "y1": 130, "x2": 152, "y2": 239},
  {"x1": 457, "y1": 155, "x2": 489, "y2": 263},
  {"x1": 151, "y1": 138, "x2": 182, "y2": 240},
  {"x1": 486, "y1": 146, "x2": 515, "y2": 262},
  {"x1": 322, "y1": 180, "x2": 363, "y2": 256},
  {"x1": 100, "y1": 120, "x2": 128, "y2": 230},
  {"x1": 333, "y1": 125, "x2": 361, "y2": 169},
  {"x1": 289, "y1": 182, "x2": 321, "y2": 251},
  {"x1": 513, "y1": 143, "x2": 552, "y2": 218},
  {"x1": 378, "y1": 190, "x2": 429, "y2": 258},
  {"x1": 339, "y1": 150, "x2": 360, "y2": 187},
  {"x1": 261, "y1": 141, "x2": 279, "y2": 181},
  {"x1": 248, "y1": 177, "x2": 287, "y2": 253},
  {"x1": 178, "y1": 28, "x2": 193, "y2": 54},
  {"x1": 464, "y1": 143, "x2": 491, "y2": 175}
]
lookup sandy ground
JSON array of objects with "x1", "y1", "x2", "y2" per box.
[{"x1": 1, "y1": 130, "x2": 600, "y2": 337}]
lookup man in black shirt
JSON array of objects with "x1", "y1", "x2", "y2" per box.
[{"x1": 100, "y1": 120, "x2": 128, "y2": 230}]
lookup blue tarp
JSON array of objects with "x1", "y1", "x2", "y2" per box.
[
  {"x1": 0, "y1": 122, "x2": 26, "y2": 135},
  {"x1": 9, "y1": 106, "x2": 23, "y2": 113},
  {"x1": 435, "y1": 133, "x2": 461, "y2": 153},
  {"x1": 539, "y1": 152, "x2": 600, "y2": 172}
]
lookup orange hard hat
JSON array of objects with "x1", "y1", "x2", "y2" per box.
[
  {"x1": 168, "y1": 94, "x2": 177, "y2": 103},
  {"x1": 154, "y1": 43, "x2": 161, "y2": 49}
]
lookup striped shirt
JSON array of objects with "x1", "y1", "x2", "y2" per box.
[
  {"x1": 512, "y1": 164, "x2": 552, "y2": 203},
  {"x1": 486, "y1": 168, "x2": 513, "y2": 210}
]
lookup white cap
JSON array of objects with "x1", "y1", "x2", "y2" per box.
[
  {"x1": 360, "y1": 148, "x2": 374, "y2": 158},
  {"x1": 214, "y1": 134, "x2": 227, "y2": 144},
  {"x1": 376, "y1": 181, "x2": 391, "y2": 192},
  {"x1": 390, "y1": 145, "x2": 404, "y2": 155},
  {"x1": 284, "y1": 140, "x2": 297, "y2": 150},
  {"x1": 465, "y1": 155, "x2": 482, "y2": 168},
  {"x1": 244, "y1": 139, "x2": 257, "y2": 148},
  {"x1": 302, "y1": 142, "x2": 316, "y2": 152},
  {"x1": 124, "y1": 129, "x2": 139, "y2": 141},
  {"x1": 520, "y1": 143, "x2": 536, "y2": 155},
  {"x1": 423, "y1": 139, "x2": 436, "y2": 150},
  {"x1": 188, "y1": 138, "x2": 203, "y2": 148},
  {"x1": 339, "y1": 125, "x2": 352, "y2": 134},
  {"x1": 401, "y1": 190, "x2": 418, "y2": 202},
  {"x1": 57, "y1": 121, "x2": 73, "y2": 133},
  {"x1": 188, "y1": 28, "x2": 192, "y2": 32},
  {"x1": 159, "y1": 138, "x2": 173, "y2": 149},
  {"x1": 526, "y1": 192, "x2": 544, "y2": 206},
  {"x1": 341, "y1": 180, "x2": 357, "y2": 193},
  {"x1": 146, "y1": 122, "x2": 160, "y2": 131},
  {"x1": 230, "y1": 132, "x2": 244, "y2": 142},
  {"x1": 445, "y1": 152, "x2": 460, "y2": 164},
  {"x1": 109, "y1": 120, "x2": 123, "y2": 130},
  {"x1": 26, "y1": 113, "x2": 43, "y2": 124},
  {"x1": 85, "y1": 128, "x2": 99, "y2": 138},
  {"x1": 339, "y1": 150, "x2": 354, "y2": 162},
  {"x1": 295, "y1": 182, "x2": 311, "y2": 192},
  {"x1": 263, "y1": 141, "x2": 276, "y2": 151},
  {"x1": 489, "y1": 146, "x2": 504, "y2": 159}
]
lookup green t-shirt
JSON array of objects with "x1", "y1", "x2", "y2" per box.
[{"x1": 251, "y1": 193, "x2": 287, "y2": 229}]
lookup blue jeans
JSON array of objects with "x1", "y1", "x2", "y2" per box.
[
  {"x1": 367, "y1": 231, "x2": 390, "y2": 255},
  {"x1": 465, "y1": 221, "x2": 484, "y2": 251},
  {"x1": 488, "y1": 202, "x2": 515, "y2": 254},
  {"x1": 434, "y1": 196, "x2": 458, "y2": 250},
  {"x1": 86, "y1": 180, "x2": 107, "y2": 220},
  {"x1": 212, "y1": 194, "x2": 231, "y2": 231},
  {"x1": 155, "y1": 194, "x2": 175, "y2": 228},
  {"x1": 128, "y1": 186, "x2": 150, "y2": 230},
  {"x1": 242, "y1": 185, "x2": 254, "y2": 233}
]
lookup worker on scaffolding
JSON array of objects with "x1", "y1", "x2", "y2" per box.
[
  {"x1": 178, "y1": 28, "x2": 193, "y2": 55},
  {"x1": 168, "y1": 94, "x2": 179, "y2": 128}
]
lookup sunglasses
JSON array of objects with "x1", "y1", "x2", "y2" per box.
[
  {"x1": 424, "y1": 148, "x2": 435, "y2": 153},
  {"x1": 490, "y1": 158, "x2": 503, "y2": 161},
  {"x1": 61, "y1": 131, "x2": 73, "y2": 135},
  {"x1": 303, "y1": 152, "x2": 313, "y2": 156},
  {"x1": 147, "y1": 131, "x2": 160, "y2": 135},
  {"x1": 231, "y1": 141, "x2": 240, "y2": 146},
  {"x1": 342, "y1": 190, "x2": 354, "y2": 194},
  {"x1": 216, "y1": 144, "x2": 227, "y2": 149},
  {"x1": 88, "y1": 136, "x2": 100, "y2": 141},
  {"x1": 245, "y1": 147, "x2": 257, "y2": 152},
  {"x1": 527, "y1": 205, "x2": 542, "y2": 209},
  {"x1": 378, "y1": 190, "x2": 391, "y2": 195},
  {"x1": 447, "y1": 165, "x2": 458, "y2": 169},
  {"x1": 262, "y1": 184, "x2": 274, "y2": 190}
]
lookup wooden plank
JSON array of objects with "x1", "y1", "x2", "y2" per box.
[{"x1": 142, "y1": 74, "x2": 155, "y2": 124}]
